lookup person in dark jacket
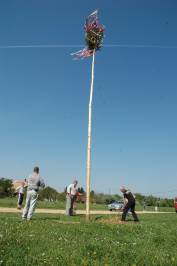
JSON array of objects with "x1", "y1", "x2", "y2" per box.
[{"x1": 120, "y1": 186, "x2": 139, "y2": 222}]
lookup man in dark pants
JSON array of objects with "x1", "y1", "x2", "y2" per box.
[
  {"x1": 66, "y1": 180, "x2": 78, "y2": 216},
  {"x1": 120, "y1": 186, "x2": 139, "y2": 222}
]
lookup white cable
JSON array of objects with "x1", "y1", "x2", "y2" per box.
[{"x1": 0, "y1": 43, "x2": 177, "y2": 49}]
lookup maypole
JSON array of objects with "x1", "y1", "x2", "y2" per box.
[
  {"x1": 71, "y1": 10, "x2": 105, "y2": 221},
  {"x1": 86, "y1": 50, "x2": 95, "y2": 220}
]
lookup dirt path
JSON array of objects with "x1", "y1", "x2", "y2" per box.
[{"x1": 0, "y1": 207, "x2": 174, "y2": 214}]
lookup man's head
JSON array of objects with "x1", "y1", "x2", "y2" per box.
[
  {"x1": 120, "y1": 186, "x2": 128, "y2": 193},
  {"x1": 33, "y1": 166, "x2": 39, "y2": 174},
  {"x1": 73, "y1": 180, "x2": 78, "y2": 187}
]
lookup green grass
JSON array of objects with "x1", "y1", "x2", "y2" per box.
[
  {"x1": 0, "y1": 197, "x2": 175, "y2": 212},
  {"x1": 0, "y1": 213, "x2": 177, "y2": 265},
  {"x1": 0, "y1": 197, "x2": 107, "y2": 210}
]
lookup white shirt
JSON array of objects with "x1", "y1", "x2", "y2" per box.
[
  {"x1": 67, "y1": 184, "x2": 78, "y2": 196},
  {"x1": 17, "y1": 186, "x2": 24, "y2": 194}
]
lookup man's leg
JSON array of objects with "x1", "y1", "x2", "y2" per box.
[
  {"x1": 27, "y1": 191, "x2": 38, "y2": 220},
  {"x1": 22, "y1": 191, "x2": 31, "y2": 219},
  {"x1": 17, "y1": 193, "x2": 21, "y2": 209},
  {"x1": 18, "y1": 193, "x2": 24, "y2": 208},
  {"x1": 66, "y1": 195, "x2": 71, "y2": 216},
  {"x1": 70, "y1": 197, "x2": 75, "y2": 216},
  {"x1": 121, "y1": 203, "x2": 130, "y2": 221},
  {"x1": 130, "y1": 202, "x2": 139, "y2": 221},
  {"x1": 73, "y1": 196, "x2": 77, "y2": 215}
]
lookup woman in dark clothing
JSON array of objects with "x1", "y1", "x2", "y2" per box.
[{"x1": 120, "y1": 186, "x2": 139, "y2": 222}]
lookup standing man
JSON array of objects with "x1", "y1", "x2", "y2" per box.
[
  {"x1": 120, "y1": 186, "x2": 139, "y2": 222},
  {"x1": 66, "y1": 180, "x2": 78, "y2": 216},
  {"x1": 22, "y1": 167, "x2": 45, "y2": 220},
  {"x1": 17, "y1": 181, "x2": 25, "y2": 209}
]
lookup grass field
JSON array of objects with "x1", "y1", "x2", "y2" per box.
[
  {"x1": 0, "y1": 197, "x2": 175, "y2": 212},
  {"x1": 0, "y1": 197, "x2": 106, "y2": 210},
  {"x1": 0, "y1": 213, "x2": 177, "y2": 266}
]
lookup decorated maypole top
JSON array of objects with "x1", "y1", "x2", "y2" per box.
[{"x1": 72, "y1": 10, "x2": 105, "y2": 59}]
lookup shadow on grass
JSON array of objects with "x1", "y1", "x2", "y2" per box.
[
  {"x1": 32, "y1": 213, "x2": 86, "y2": 222},
  {"x1": 93, "y1": 215, "x2": 104, "y2": 221},
  {"x1": 33, "y1": 216, "x2": 62, "y2": 221}
]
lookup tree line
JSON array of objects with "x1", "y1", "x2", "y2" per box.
[{"x1": 0, "y1": 177, "x2": 175, "y2": 207}]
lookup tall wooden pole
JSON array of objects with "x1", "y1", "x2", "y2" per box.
[{"x1": 86, "y1": 51, "x2": 95, "y2": 221}]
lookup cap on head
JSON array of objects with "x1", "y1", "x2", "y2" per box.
[
  {"x1": 33, "y1": 166, "x2": 39, "y2": 174},
  {"x1": 120, "y1": 186, "x2": 127, "y2": 193}
]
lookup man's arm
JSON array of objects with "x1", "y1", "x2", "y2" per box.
[
  {"x1": 39, "y1": 178, "x2": 45, "y2": 188},
  {"x1": 69, "y1": 185, "x2": 72, "y2": 195},
  {"x1": 16, "y1": 186, "x2": 20, "y2": 193},
  {"x1": 67, "y1": 184, "x2": 72, "y2": 196},
  {"x1": 123, "y1": 194, "x2": 128, "y2": 205}
]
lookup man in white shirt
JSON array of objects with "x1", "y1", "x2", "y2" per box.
[
  {"x1": 17, "y1": 182, "x2": 25, "y2": 209},
  {"x1": 22, "y1": 166, "x2": 45, "y2": 220},
  {"x1": 66, "y1": 180, "x2": 78, "y2": 216}
]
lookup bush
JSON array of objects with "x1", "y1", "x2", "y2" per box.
[{"x1": 0, "y1": 178, "x2": 14, "y2": 198}]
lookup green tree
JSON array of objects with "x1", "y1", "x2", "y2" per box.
[
  {"x1": 134, "y1": 193, "x2": 145, "y2": 205},
  {"x1": 57, "y1": 192, "x2": 66, "y2": 201},
  {"x1": 146, "y1": 195, "x2": 158, "y2": 206},
  {"x1": 39, "y1": 186, "x2": 59, "y2": 201},
  {"x1": 78, "y1": 187, "x2": 85, "y2": 193},
  {"x1": 0, "y1": 178, "x2": 14, "y2": 198}
]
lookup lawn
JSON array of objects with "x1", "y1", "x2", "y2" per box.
[
  {"x1": 0, "y1": 213, "x2": 177, "y2": 266},
  {"x1": 0, "y1": 197, "x2": 174, "y2": 212},
  {"x1": 0, "y1": 197, "x2": 107, "y2": 210}
]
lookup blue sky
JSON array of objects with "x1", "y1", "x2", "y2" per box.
[{"x1": 0, "y1": 0, "x2": 177, "y2": 197}]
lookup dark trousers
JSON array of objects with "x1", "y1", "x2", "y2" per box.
[
  {"x1": 18, "y1": 193, "x2": 24, "y2": 206},
  {"x1": 121, "y1": 201, "x2": 139, "y2": 221}
]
